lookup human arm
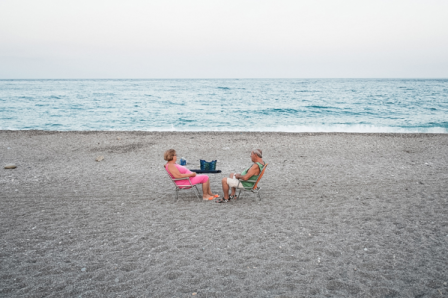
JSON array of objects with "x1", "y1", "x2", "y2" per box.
[
  {"x1": 167, "y1": 164, "x2": 197, "y2": 179},
  {"x1": 235, "y1": 164, "x2": 260, "y2": 181}
]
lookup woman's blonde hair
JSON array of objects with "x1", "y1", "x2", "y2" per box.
[{"x1": 164, "y1": 149, "x2": 176, "y2": 161}]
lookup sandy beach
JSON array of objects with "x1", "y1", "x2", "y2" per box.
[{"x1": 1, "y1": 131, "x2": 447, "y2": 297}]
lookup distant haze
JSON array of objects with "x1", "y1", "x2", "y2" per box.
[{"x1": 1, "y1": 0, "x2": 447, "y2": 78}]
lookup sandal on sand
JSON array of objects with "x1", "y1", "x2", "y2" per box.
[
  {"x1": 215, "y1": 198, "x2": 229, "y2": 203},
  {"x1": 203, "y1": 196, "x2": 214, "y2": 201},
  {"x1": 229, "y1": 195, "x2": 237, "y2": 200}
]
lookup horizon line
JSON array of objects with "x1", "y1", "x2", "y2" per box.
[{"x1": 1, "y1": 77, "x2": 448, "y2": 80}]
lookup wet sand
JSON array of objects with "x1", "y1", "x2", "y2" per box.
[{"x1": 1, "y1": 131, "x2": 448, "y2": 297}]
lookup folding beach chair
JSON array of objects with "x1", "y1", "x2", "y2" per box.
[
  {"x1": 236, "y1": 163, "x2": 268, "y2": 200},
  {"x1": 163, "y1": 165, "x2": 201, "y2": 200}
]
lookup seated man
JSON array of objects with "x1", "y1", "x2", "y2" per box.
[{"x1": 217, "y1": 149, "x2": 265, "y2": 203}]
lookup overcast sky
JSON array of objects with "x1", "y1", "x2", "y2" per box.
[{"x1": 1, "y1": 0, "x2": 447, "y2": 78}]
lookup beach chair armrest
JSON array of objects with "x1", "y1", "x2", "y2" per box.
[
  {"x1": 238, "y1": 179, "x2": 257, "y2": 183},
  {"x1": 172, "y1": 177, "x2": 190, "y2": 181},
  {"x1": 236, "y1": 179, "x2": 258, "y2": 190}
]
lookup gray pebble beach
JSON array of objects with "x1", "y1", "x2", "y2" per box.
[{"x1": 1, "y1": 131, "x2": 447, "y2": 297}]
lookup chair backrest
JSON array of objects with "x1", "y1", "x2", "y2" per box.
[
  {"x1": 163, "y1": 164, "x2": 170, "y2": 175},
  {"x1": 164, "y1": 164, "x2": 194, "y2": 189},
  {"x1": 163, "y1": 165, "x2": 176, "y2": 184},
  {"x1": 252, "y1": 163, "x2": 268, "y2": 190}
]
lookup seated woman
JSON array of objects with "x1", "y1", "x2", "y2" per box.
[
  {"x1": 164, "y1": 149, "x2": 218, "y2": 201},
  {"x1": 217, "y1": 149, "x2": 265, "y2": 203}
]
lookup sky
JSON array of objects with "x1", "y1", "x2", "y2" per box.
[{"x1": 1, "y1": 0, "x2": 447, "y2": 78}]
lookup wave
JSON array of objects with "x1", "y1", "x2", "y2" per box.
[
  {"x1": 104, "y1": 125, "x2": 448, "y2": 133},
  {"x1": 2, "y1": 124, "x2": 446, "y2": 133},
  {"x1": 2, "y1": 79, "x2": 447, "y2": 134},
  {"x1": 259, "y1": 108, "x2": 301, "y2": 114}
]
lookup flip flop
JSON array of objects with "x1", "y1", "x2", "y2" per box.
[
  {"x1": 215, "y1": 198, "x2": 228, "y2": 203},
  {"x1": 203, "y1": 196, "x2": 214, "y2": 201},
  {"x1": 213, "y1": 194, "x2": 220, "y2": 198}
]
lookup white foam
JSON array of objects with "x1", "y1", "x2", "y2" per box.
[
  {"x1": 141, "y1": 125, "x2": 448, "y2": 134},
  {"x1": 3, "y1": 124, "x2": 446, "y2": 133}
]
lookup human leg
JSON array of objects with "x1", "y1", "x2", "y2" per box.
[
  {"x1": 230, "y1": 187, "x2": 237, "y2": 199},
  {"x1": 201, "y1": 182, "x2": 212, "y2": 199},
  {"x1": 190, "y1": 175, "x2": 214, "y2": 200},
  {"x1": 228, "y1": 173, "x2": 238, "y2": 199},
  {"x1": 206, "y1": 180, "x2": 218, "y2": 197},
  {"x1": 221, "y1": 177, "x2": 230, "y2": 200}
]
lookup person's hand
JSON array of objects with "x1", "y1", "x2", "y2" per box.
[{"x1": 190, "y1": 172, "x2": 197, "y2": 177}]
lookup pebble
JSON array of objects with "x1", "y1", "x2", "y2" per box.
[
  {"x1": 95, "y1": 156, "x2": 104, "y2": 162},
  {"x1": 4, "y1": 164, "x2": 17, "y2": 169},
  {"x1": 364, "y1": 248, "x2": 368, "y2": 251},
  {"x1": 81, "y1": 268, "x2": 86, "y2": 272},
  {"x1": 115, "y1": 278, "x2": 119, "y2": 282}
]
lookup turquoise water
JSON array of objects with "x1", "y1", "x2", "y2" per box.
[{"x1": 0, "y1": 79, "x2": 447, "y2": 133}]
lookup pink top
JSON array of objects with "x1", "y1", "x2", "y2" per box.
[
  {"x1": 165, "y1": 164, "x2": 191, "y2": 177},
  {"x1": 165, "y1": 164, "x2": 209, "y2": 188}
]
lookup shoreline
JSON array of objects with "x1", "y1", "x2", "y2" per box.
[
  {"x1": 1, "y1": 131, "x2": 447, "y2": 296},
  {"x1": 1, "y1": 129, "x2": 447, "y2": 135}
]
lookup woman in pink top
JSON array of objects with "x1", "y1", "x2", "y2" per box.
[{"x1": 164, "y1": 149, "x2": 218, "y2": 201}]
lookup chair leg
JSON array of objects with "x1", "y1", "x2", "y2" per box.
[
  {"x1": 237, "y1": 189, "x2": 242, "y2": 200},
  {"x1": 193, "y1": 185, "x2": 201, "y2": 200},
  {"x1": 175, "y1": 188, "x2": 179, "y2": 202}
]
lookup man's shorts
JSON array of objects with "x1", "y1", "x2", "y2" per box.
[{"x1": 227, "y1": 177, "x2": 246, "y2": 189}]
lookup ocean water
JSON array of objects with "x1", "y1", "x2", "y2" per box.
[{"x1": 0, "y1": 79, "x2": 447, "y2": 133}]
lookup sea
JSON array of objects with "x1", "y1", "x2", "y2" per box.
[{"x1": 0, "y1": 79, "x2": 447, "y2": 133}]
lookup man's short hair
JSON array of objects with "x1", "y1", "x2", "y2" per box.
[{"x1": 253, "y1": 149, "x2": 262, "y2": 158}]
